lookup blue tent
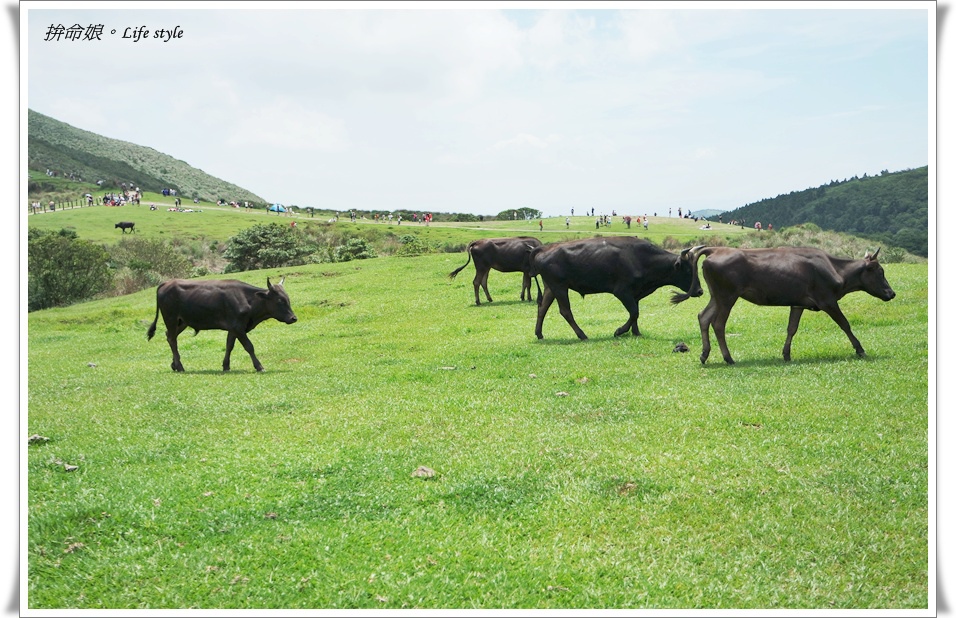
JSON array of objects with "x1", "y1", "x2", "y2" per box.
[{"x1": 268, "y1": 204, "x2": 286, "y2": 213}]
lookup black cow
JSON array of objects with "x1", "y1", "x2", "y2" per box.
[
  {"x1": 529, "y1": 236, "x2": 702, "y2": 340},
  {"x1": 146, "y1": 277, "x2": 297, "y2": 372},
  {"x1": 686, "y1": 246, "x2": 895, "y2": 364},
  {"x1": 115, "y1": 221, "x2": 135, "y2": 233},
  {"x1": 448, "y1": 236, "x2": 543, "y2": 305}
]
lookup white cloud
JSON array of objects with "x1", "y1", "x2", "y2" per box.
[{"x1": 226, "y1": 98, "x2": 349, "y2": 152}]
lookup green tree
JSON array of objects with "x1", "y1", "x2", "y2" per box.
[
  {"x1": 28, "y1": 229, "x2": 113, "y2": 311},
  {"x1": 495, "y1": 207, "x2": 542, "y2": 221},
  {"x1": 223, "y1": 223, "x2": 312, "y2": 273}
]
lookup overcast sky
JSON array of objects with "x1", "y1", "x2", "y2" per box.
[{"x1": 25, "y1": 3, "x2": 931, "y2": 217}]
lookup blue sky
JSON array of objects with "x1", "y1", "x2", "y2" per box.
[{"x1": 23, "y1": 3, "x2": 931, "y2": 217}]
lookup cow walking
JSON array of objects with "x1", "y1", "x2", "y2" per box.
[
  {"x1": 530, "y1": 236, "x2": 702, "y2": 340},
  {"x1": 115, "y1": 221, "x2": 135, "y2": 233},
  {"x1": 685, "y1": 246, "x2": 895, "y2": 364},
  {"x1": 147, "y1": 277, "x2": 297, "y2": 372},
  {"x1": 448, "y1": 237, "x2": 543, "y2": 305}
]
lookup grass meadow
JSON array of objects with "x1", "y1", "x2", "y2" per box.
[{"x1": 26, "y1": 209, "x2": 929, "y2": 610}]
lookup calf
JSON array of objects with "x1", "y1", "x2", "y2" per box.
[
  {"x1": 448, "y1": 236, "x2": 543, "y2": 304},
  {"x1": 530, "y1": 236, "x2": 702, "y2": 340},
  {"x1": 147, "y1": 277, "x2": 297, "y2": 372},
  {"x1": 687, "y1": 246, "x2": 895, "y2": 364},
  {"x1": 115, "y1": 221, "x2": 135, "y2": 233}
]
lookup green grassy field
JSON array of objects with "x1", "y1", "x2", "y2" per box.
[{"x1": 26, "y1": 242, "x2": 928, "y2": 608}]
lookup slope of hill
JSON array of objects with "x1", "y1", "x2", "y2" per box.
[
  {"x1": 28, "y1": 109, "x2": 267, "y2": 205},
  {"x1": 713, "y1": 167, "x2": 928, "y2": 257}
]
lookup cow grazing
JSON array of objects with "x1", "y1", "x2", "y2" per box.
[
  {"x1": 529, "y1": 236, "x2": 703, "y2": 340},
  {"x1": 685, "y1": 246, "x2": 896, "y2": 364},
  {"x1": 115, "y1": 221, "x2": 135, "y2": 233},
  {"x1": 146, "y1": 277, "x2": 297, "y2": 372},
  {"x1": 448, "y1": 236, "x2": 543, "y2": 305}
]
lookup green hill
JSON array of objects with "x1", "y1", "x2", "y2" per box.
[
  {"x1": 712, "y1": 167, "x2": 928, "y2": 257},
  {"x1": 28, "y1": 109, "x2": 268, "y2": 205}
]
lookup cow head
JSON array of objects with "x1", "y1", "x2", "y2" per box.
[
  {"x1": 860, "y1": 248, "x2": 896, "y2": 302},
  {"x1": 670, "y1": 246, "x2": 706, "y2": 304},
  {"x1": 261, "y1": 277, "x2": 298, "y2": 324}
]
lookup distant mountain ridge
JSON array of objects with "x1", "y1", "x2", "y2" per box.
[
  {"x1": 711, "y1": 167, "x2": 928, "y2": 257},
  {"x1": 28, "y1": 109, "x2": 267, "y2": 205}
]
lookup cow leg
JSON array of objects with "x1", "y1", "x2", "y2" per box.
[
  {"x1": 521, "y1": 272, "x2": 532, "y2": 301},
  {"x1": 223, "y1": 332, "x2": 236, "y2": 371},
  {"x1": 612, "y1": 290, "x2": 641, "y2": 337},
  {"x1": 535, "y1": 287, "x2": 556, "y2": 339},
  {"x1": 165, "y1": 321, "x2": 188, "y2": 372},
  {"x1": 783, "y1": 306, "x2": 805, "y2": 361},
  {"x1": 712, "y1": 301, "x2": 737, "y2": 364},
  {"x1": 822, "y1": 303, "x2": 866, "y2": 357},
  {"x1": 698, "y1": 299, "x2": 718, "y2": 364},
  {"x1": 235, "y1": 332, "x2": 265, "y2": 371},
  {"x1": 553, "y1": 287, "x2": 588, "y2": 340},
  {"x1": 480, "y1": 269, "x2": 493, "y2": 303}
]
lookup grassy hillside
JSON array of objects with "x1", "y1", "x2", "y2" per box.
[
  {"x1": 26, "y1": 251, "x2": 929, "y2": 609},
  {"x1": 715, "y1": 167, "x2": 928, "y2": 257},
  {"x1": 28, "y1": 110, "x2": 267, "y2": 205}
]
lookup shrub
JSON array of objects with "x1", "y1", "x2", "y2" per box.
[
  {"x1": 333, "y1": 238, "x2": 377, "y2": 262},
  {"x1": 394, "y1": 234, "x2": 431, "y2": 257},
  {"x1": 107, "y1": 237, "x2": 193, "y2": 296},
  {"x1": 28, "y1": 229, "x2": 113, "y2": 311},
  {"x1": 223, "y1": 223, "x2": 312, "y2": 273}
]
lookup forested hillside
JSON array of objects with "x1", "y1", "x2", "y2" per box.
[
  {"x1": 713, "y1": 167, "x2": 928, "y2": 257},
  {"x1": 27, "y1": 110, "x2": 267, "y2": 205}
]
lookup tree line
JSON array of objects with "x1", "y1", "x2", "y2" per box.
[{"x1": 713, "y1": 167, "x2": 927, "y2": 257}]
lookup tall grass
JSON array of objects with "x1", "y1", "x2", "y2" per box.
[{"x1": 27, "y1": 253, "x2": 928, "y2": 609}]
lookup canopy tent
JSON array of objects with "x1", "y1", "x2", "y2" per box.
[{"x1": 268, "y1": 204, "x2": 286, "y2": 213}]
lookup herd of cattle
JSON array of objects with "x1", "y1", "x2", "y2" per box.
[{"x1": 147, "y1": 235, "x2": 895, "y2": 372}]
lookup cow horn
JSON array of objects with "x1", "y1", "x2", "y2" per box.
[{"x1": 870, "y1": 247, "x2": 881, "y2": 261}]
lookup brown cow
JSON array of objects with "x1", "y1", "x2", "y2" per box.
[
  {"x1": 147, "y1": 277, "x2": 297, "y2": 372},
  {"x1": 685, "y1": 246, "x2": 895, "y2": 364},
  {"x1": 530, "y1": 236, "x2": 703, "y2": 340},
  {"x1": 448, "y1": 237, "x2": 543, "y2": 305}
]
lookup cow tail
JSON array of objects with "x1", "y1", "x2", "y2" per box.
[
  {"x1": 147, "y1": 286, "x2": 162, "y2": 340},
  {"x1": 448, "y1": 241, "x2": 475, "y2": 280},
  {"x1": 528, "y1": 245, "x2": 544, "y2": 306},
  {"x1": 671, "y1": 246, "x2": 710, "y2": 305}
]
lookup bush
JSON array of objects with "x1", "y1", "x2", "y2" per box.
[
  {"x1": 28, "y1": 229, "x2": 113, "y2": 311},
  {"x1": 223, "y1": 223, "x2": 312, "y2": 273},
  {"x1": 333, "y1": 238, "x2": 377, "y2": 262},
  {"x1": 107, "y1": 237, "x2": 193, "y2": 296},
  {"x1": 394, "y1": 234, "x2": 431, "y2": 257}
]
